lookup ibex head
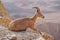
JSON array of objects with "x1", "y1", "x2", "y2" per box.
[{"x1": 33, "y1": 7, "x2": 44, "y2": 19}]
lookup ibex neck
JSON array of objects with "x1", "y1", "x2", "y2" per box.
[{"x1": 32, "y1": 13, "x2": 38, "y2": 22}]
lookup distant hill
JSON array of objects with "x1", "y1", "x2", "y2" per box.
[{"x1": 37, "y1": 22, "x2": 60, "y2": 40}]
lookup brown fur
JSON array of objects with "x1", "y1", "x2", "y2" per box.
[{"x1": 8, "y1": 7, "x2": 44, "y2": 34}]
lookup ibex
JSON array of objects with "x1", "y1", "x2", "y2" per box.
[
  {"x1": 8, "y1": 7, "x2": 44, "y2": 34},
  {"x1": 0, "y1": 0, "x2": 12, "y2": 27}
]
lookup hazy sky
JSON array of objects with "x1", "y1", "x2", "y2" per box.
[
  {"x1": 1, "y1": 0, "x2": 60, "y2": 23},
  {"x1": 1, "y1": 0, "x2": 60, "y2": 13}
]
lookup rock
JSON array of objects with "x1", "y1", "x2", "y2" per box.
[
  {"x1": 1, "y1": 34, "x2": 17, "y2": 40},
  {"x1": 0, "y1": 26, "x2": 54, "y2": 40},
  {"x1": 0, "y1": 26, "x2": 17, "y2": 40},
  {"x1": 41, "y1": 32, "x2": 54, "y2": 40}
]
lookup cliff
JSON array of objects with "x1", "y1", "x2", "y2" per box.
[{"x1": 0, "y1": 26, "x2": 54, "y2": 40}]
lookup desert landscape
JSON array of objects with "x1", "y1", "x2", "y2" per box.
[{"x1": 0, "y1": 0, "x2": 60, "y2": 40}]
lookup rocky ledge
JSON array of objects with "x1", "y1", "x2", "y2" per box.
[{"x1": 0, "y1": 26, "x2": 54, "y2": 40}]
